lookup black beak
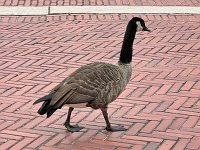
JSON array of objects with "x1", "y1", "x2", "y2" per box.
[{"x1": 143, "y1": 27, "x2": 150, "y2": 32}]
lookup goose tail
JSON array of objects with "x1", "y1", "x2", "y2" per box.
[
  {"x1": 33, "y1": 93, "x2": 56, "y2": 118},
  {"x1": 33, "y1": 94, "x2": 52, "y2": 105}
]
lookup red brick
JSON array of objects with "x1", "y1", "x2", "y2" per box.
[
  {"x1": 183, "y1": 116, "x2": 199, "y2": 128},
  {"x1": 119, "y1": 88, "x2": 134, "y2": 98},
  {"x1": 178, "y1": 56, "x2": 192, "y2": 63},
  {"x1": 0, "y1": 140, "x2": 17, "y2": 150},
  {"x1": 126, "y1": 123, "x2": 145, "y2": 135},
  {"x1": 0, "y1": 74, "x2": 16, "y2": 83},
  {"x1": 123, "y1": 135, "x2": 162, "y2": 143},
  {"x1": 167, "y1": 129, "x2": 200, "y2": 137},
  {"x1": 1, "y1": 130, "x2": 40, "y2": 138},
  {"x1": 168, "y1": 69, "x2": 183, "y2": 78},
  {"x1": 173, "y1": 138, "x2": 190, "y2": 150},
  {"x1": 144, "y1": 142, "x2": 160, "y2": 150},
  {"x1": 71, "y1": 111, "x2": 90, "y2": 123},
  {"x1": 169, "y1": 97, "x2": 187, "y2": 109},
  {"x1": 45, "y1": 134, "x2": 66, "y2": 147},
  {"x1": 4, "y1": 102, "x2": 24, "y2": 112},
  {"x1": 153, "y1": 129, "x2": 192, "y2": 140},
  {"x1": 131, "y1": 144, "x2": 144, "y2": 150},
  {"x1": 38, "y1": 115, "x2": 61, "y2": 127},
  {"x1": 169, "y1": 82, "x2": 183, "y2": 93},
  {"x1": 190, "y1": 67, "x2": 200, "y2": 75},
  {"x1": 193, "y1": 80, "x2": 200, "y2": 89},
  {"x1": 24, "y1": 127, "x2": 57, "y2": 135},
  {"x1": 42, "y1": 146, "x2": 63, "y2": 150},
  {"x1": 61, "y1": 131, "x2": 84, "y2": 144},
  {"x1": 8, "y1": 119, "x2": 30, "y2": 130},
  {"x1": 141, "y1": 121, "x2": 159, "y2": 133},
  {"x1": 9, "y1": 60, "x2": 26, "y2": 69},
  {"x1": 23, "y1": 117, "x2": 45, "y2": 128},
  {"x1": 1, "y1": 112, "x2": 35, "y2": 119},
  {"x1": 142, "y1": 103, "x2": 159, "y2": 113},
  {"x1": 41, "y1": 83, "x2": 58, "y2": 93},
  {"x1": 11, "y1": 73, "x2": 29, "y2": 81},
  {"x1": 139, "y1": 132, "x2": 178, "y2": 140},
  {"x1": 183, "y1": 98, "x2": 199, "y2": 107},
  {"x1": 179, "y1": 68, "x2": 194, "y2": 77},
  {"x1": 0, "y1": 103, "x2": 10, "y2": 111},
  {"x1": 127, "y1": 105, "x2": 145, "y2": 116},
  {"x1": 135, "y1": 61, "x2": 150, "y2": 69},
  {"x1": 125, "y1": 113, "x2": 161, "y2": 121},
  {"x1": 167, "y1": 109, "x2": 200, "y2": 116},
  {"x1": 144, "y1": 86, "x2": 159, "y2": 96},
  {"x1": 187, "y1": 136, "x2": 200, "y2": 149},
  {"x1": 84, "y1": 110, "x2": 102, "y2": 121},
  {"x1": 9, "y1": 137, "x2": 34, "y2": 150},
  {"x1": 156, "y1": 101, "x2": 172, "y2": 112},
  {"x1": 156, "y1": 84, "x2": 172, "y2": 95},
  {"x1": 112, "y1": 106, "x2": 132, "y2": 118},
  {"x1": 13, "y1": 85, "x2": 33, "y2": 96},
  {"x1": 1, "y1": 88, "x2": 17, "y2": 96},
  {"x1": 77, "y1": 130, "x2": 99, "y2": 142},
  {"x1": 156, "y1": 119, "x2": 173, "y2": 132},
  {"x1": 114, "y1": 98, "x2": 135, "y2": 106},
  {"x1": 0, "y1": 116, "x2": 18, "y2": 121},
  {"x1": 107, "y1": 137, "x2": 146, "y2": 145},
  {"x1": 27, "y1": 135, "x2": 51, "y2": 148},
  {"x1": 1, "y1": 127, "x2": 23, "y2": 140},
  {"x1": 109, "y1": 130, "x2": 125, "y2": 138},
  {"x1": 190, "y1": 89, "x2": 200, "y2": 95},
  {"x1": 74, "y1": 140, "x2": 114, "y2": 149},
  {"x1": 181, "y1": 81, "x2": 196, "y2": 90},
  {"x1": 93, "y1": 139, "x2": 132, "y2": 148},
  {"x1": 157, "y1": 140, "x2": 176, "y2": 150},
  {"x1": 169, "y1": 118, "x2": 186, "y2": 129}
]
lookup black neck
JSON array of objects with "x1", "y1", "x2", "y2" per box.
[{"x1": 119, "y1": 20, "x2": 137, "y2": 64}]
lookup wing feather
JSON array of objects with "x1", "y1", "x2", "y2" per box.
[{"x1": 48, "y1": 62, "x2": 124, "y2": 109}]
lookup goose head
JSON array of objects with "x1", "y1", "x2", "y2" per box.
[
  {"x1": 131, "y1": 17, "x2": 150, "y2": 32},
  {"x1": 119, "y1": 17, "x2": 150, "y2": 64}
]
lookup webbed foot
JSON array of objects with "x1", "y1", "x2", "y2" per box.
[
  {"x1": 65, "y1": 123, "x2": 84, "y2": 132},
  {"x1": 105, "y1": 125, "x2": 127, "y2": 132}
]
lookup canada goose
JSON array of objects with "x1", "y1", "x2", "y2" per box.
[{"x1": 33, "y1": 17, "x2": 150, "y2": 132}]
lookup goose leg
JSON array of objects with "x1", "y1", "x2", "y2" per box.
[
  {"x1": 64, "y1": 107, "x2": 84, "y2": 132},
  {"x1": 101, "y1": 107, "x2": 127, "y2": 132}
]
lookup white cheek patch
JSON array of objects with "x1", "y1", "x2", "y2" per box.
[{"x1": 136, "y1": 21, "x2": 143, "y2": 31}]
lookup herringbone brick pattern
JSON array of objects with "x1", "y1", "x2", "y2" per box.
[
  {"x1": 0, "y1": 0, "x2": 200, "y2": 6},
  {"x1": 0, "y1": 14, "x2": 200, "y2": 150}
]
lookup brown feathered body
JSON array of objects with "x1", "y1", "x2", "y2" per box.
[
  {"x1": 35, "y1": 62, "x2": 132, "y2": 117},
  {"x1": 52, "y1": 62, "x2": 131, "y2": 109}
]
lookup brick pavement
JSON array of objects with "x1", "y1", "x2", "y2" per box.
[
  {"x1": 0, "y1": 0, "x2": 200, "y2": 6},
  {"x1": 0, "y1": 13, "x2": 200, "y2": 150}
]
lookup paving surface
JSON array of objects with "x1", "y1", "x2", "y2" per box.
[
  {"x1": 0, "y1": 13, "x2": 200, "y2": 150},
  {"x1": 0, "y1": 1, "x2": 200, "y2": 150},
  {"x1": 0, "y1": 0, "x2": 200, "y2": 6}
]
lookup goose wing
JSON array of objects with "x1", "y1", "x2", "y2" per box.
[{"x1": 49, "y1": 62, "x2": 123, "y2": 109}]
